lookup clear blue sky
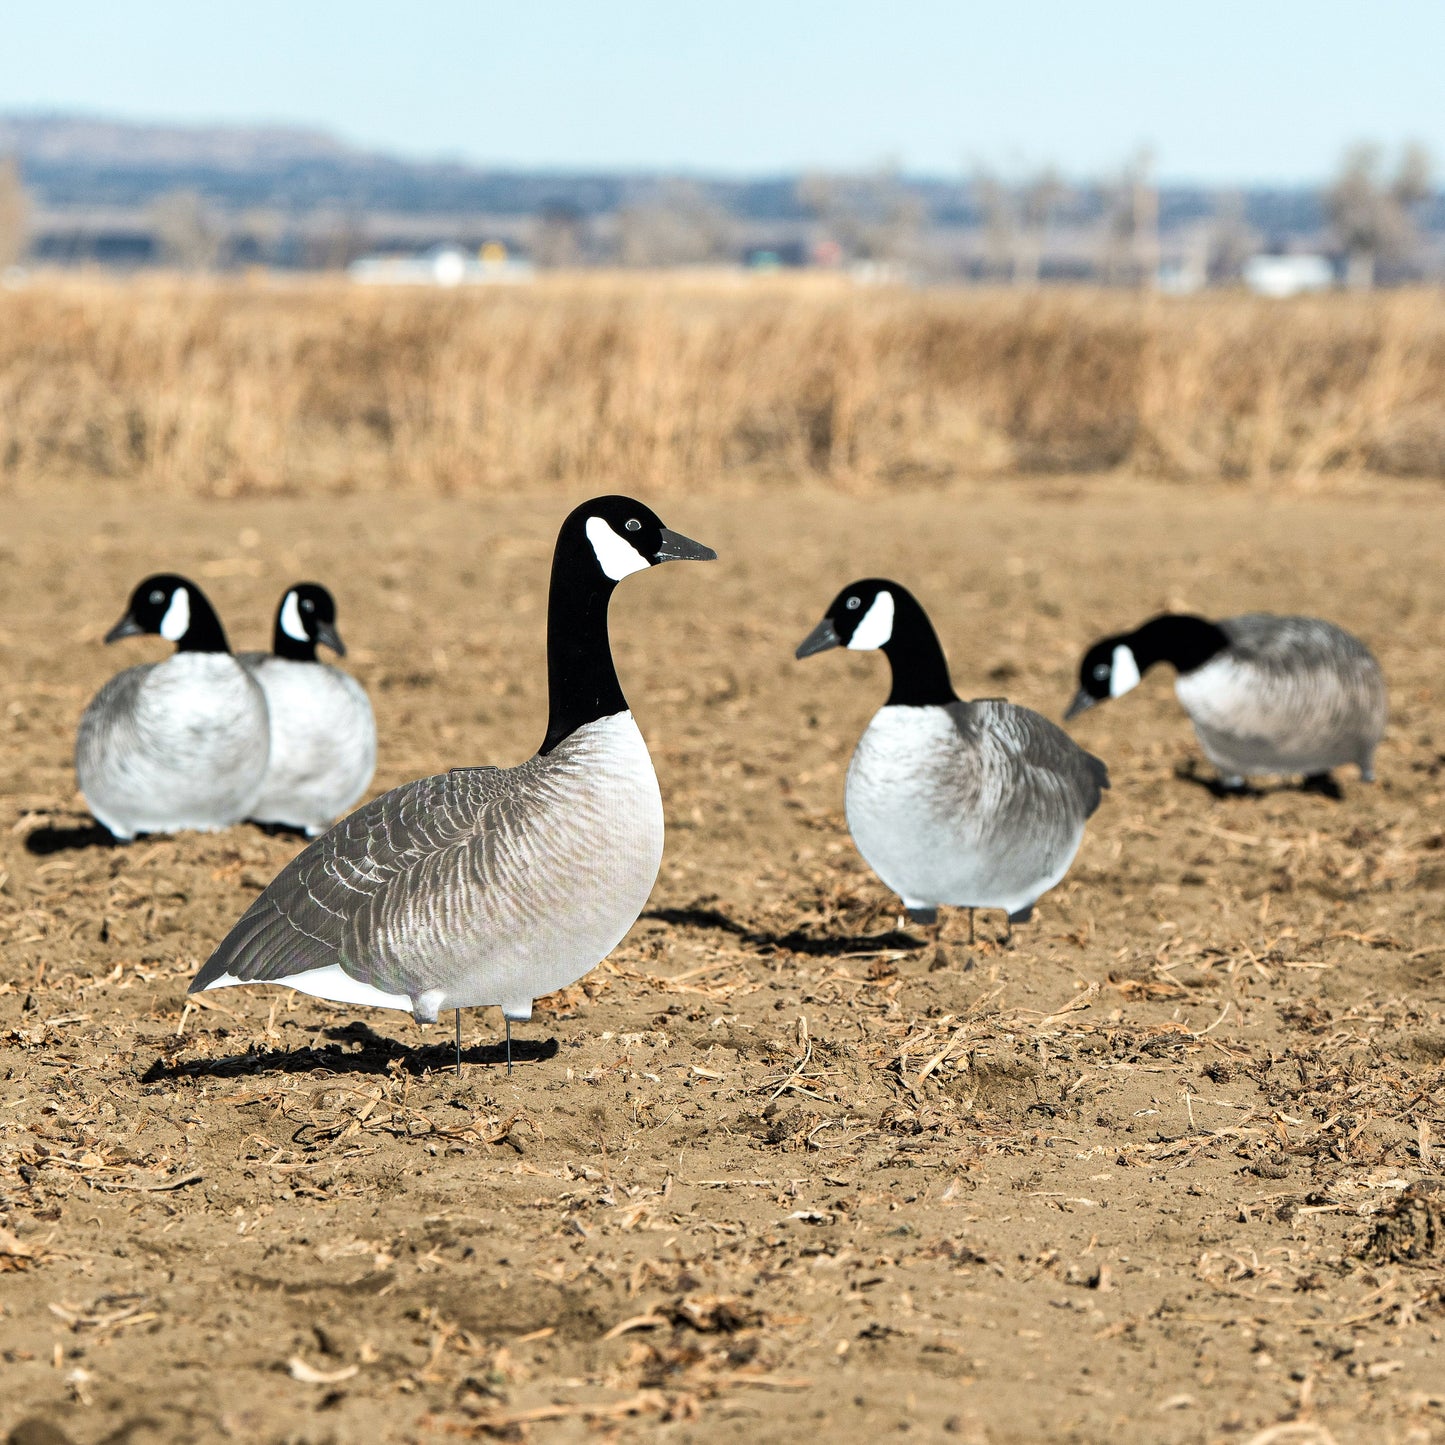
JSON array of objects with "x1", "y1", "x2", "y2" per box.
[{"x1": 2, "y1": 0, "x2": 1439, "y2": 184}]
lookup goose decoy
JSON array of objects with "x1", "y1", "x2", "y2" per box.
[
  {"x1": 797, "y1": 580, "x2": 1108, "y2": 942},
  {"x1": 239, "y1": 584, "x2": 376, "y2": 836},
  {"x1": 190, "y1": 496, "x2": 716, "y2": 1071},
  {"x1": 1065, "y1": 613, "x2": 1387, "y2": 794},
  {"x1": 76, "y1": 574, "x2": 271, "y2": 840}
]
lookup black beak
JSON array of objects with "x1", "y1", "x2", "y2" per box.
[
  {"x1": 104, "y1": 614, "x2": 145, "y2": 644},
  {"x1": 314, "y1": 620, "x2": 346, "y2": 657},
  {"x1": 1064, "y1": 689, "x2": 1097, "y2": 721},
  {"x1": 653, "y1": 527, "x2": 717, "y2": 564},
  {"x1": 795, "y1": 617, "x2": 841, "y2": 659}
]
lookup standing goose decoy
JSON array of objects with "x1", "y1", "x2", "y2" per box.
[
  {"x1": 76, "y1": 574, "x2": 271, "y2": 840},
  {"x1": 797, "y1": 580, "x2": 1109, "y2": 943},
  {"x1": 190, "y1": 496, "x2": 716, "y2": 1071},
  {"x1": 239, "y1": 583, "x2": 377, "y2": 836},
  {"x1": 1064, "y1": 613, "x2": 1387, "y2": 795}
]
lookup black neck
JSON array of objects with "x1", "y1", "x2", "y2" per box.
[
  {"x1": 1126, "y1": 614, "x2": 1230, "y2": 675},
  {"x1": 272, "y1": 618, "x2": 317, "y2": 662},
  {"x1": 539, "y1": 540, "x2": 625, "y2": 754},
  {"x1": 881, "y1": 589, "x2": 959, "y2": 707},
  {"x1": 177, "y1": 593, "x2": 231, "y2": 654}
]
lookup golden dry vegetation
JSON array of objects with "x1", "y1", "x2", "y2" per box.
[{"x1": 2, "y1": 273, "x2": 1444, "y2": 498}]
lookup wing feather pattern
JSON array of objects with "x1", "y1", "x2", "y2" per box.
[{"x1": 192, "y1": 766, "x2": 509, "y2": 996}]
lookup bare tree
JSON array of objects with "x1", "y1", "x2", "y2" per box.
[
  {"x1": 1015, "y1": 168, "x2": 1065, "y2": 285},
  {"x1": 796, "y1": 165, "x2": 923, "y2": 268},
  {"x1": 972, "y1": 168, "x2": 1016, "y2": 281},
  {"x1": 617, "y1": 180, "x2": 732, "y2": 267},
  {"x1": 150, "y1": 189, "x2": 222, "y2": 271},
  {"x1": 1327, "y1": 142, "x2": 1433, "y2": 288},
  {"x1": 1099, "y1": 151, "x2": 1158, "y2": 287},
  {"x1": 0, "y1": 154, "x2": 31, "y2": 270},
  {"x1": 1205, "y1": 190, "x2": 1255, "y2": 284},
  {"x1": 533, "y1": 201, "x2": 585, "y2": 268}
]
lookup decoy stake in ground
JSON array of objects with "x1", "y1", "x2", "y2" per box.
[
  {"x1": 1065, "y1": 612, "x2": 1387, "y2": 795},
  {"x1": 797, "y1": 580, "x2": 1108, "y2": 943},
  {"x1": 77, "y1": 574, "x2": 271, "y2": 840},
  {"x1": 191, "y1": 498, "x2": 716, "y2": 1070}
]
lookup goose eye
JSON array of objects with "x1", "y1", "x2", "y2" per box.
[
  {"x1": 149, "y1": 590, "x2": 166, "y2": 605},
  {"x1": 1093, "y1": 663, "x2": 1111, "y2": 681},
  {"x1": 301, "y1": 598, "x2": 315, "y2": 612},
  {"x1": 845, "y1": 596, "x2": 861, "y2": 610},
  {"x1": 624, "y1": 519, "x2": 641, "y2": 532}
]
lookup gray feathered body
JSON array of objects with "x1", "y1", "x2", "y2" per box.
[
  {"x1": 845, "y1": 700, "x2": 1109, "y2": 917},
  {"x1": 76, "y1": 654, "x2": 271, "y2": 840},
  {"x1": 1174, "y1": 614, "x2": 1387, "y2": 781},
  {"x1": 238, "y1": 653, "x2": 377, "y2": 835},
  {"x1": 191, "y1": 711, "x2": 663, "y2": 1022}
]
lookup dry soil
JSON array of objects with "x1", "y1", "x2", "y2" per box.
[{"x1": 0, "y1": 479, "x2": 1442, "y2": 1444}]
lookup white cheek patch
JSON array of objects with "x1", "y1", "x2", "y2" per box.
[
  {"x1": 585, "y1": 516, "x2": 651, "y2": 581},
  {"x1": 279, "y1": 590, "x2": 308, "y2": 642},
  {"x1": 159, "y1": 588, "x2": 191, "y2": 642},
  {"x1": 847, "y1": 590, "x2": 895, "y2": 650},
  {"x1": 1110, "y1": 644, "x2": 1141, "y2": 697}
]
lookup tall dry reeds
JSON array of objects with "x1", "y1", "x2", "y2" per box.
[{"x1": 1, "y1": 273, "x2": 1442, "y2": 496}]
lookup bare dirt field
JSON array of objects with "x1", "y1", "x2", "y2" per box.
[{"x1": 0, "y1": 478, "x2": 1442, "y2": 1444}]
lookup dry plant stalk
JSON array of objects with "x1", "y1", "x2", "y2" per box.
[{"x1": 1, "y1": 274, "x2": 1443, "y2": 497}]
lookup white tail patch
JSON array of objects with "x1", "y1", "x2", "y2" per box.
[
  {"x1": 279, "y1": 590, "x2": 308, "y2": 642},
  {"x1": 586, "y1": 517, "x2": 650, "y2": 581},
  {"x1": 1110, "y1": 644, "x2": 1141, "y2": 697},
  {"x1": 848, "y1": 590, "x2": 895, "y2": 651},
  {"x1": 201, "y1": 962, "x2": 414, "y2": 1012},
  {"x1": 159, "y1": 588, "x2": 191, "y2": 642}
]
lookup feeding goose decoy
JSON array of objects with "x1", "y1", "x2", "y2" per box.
[
  {"x1": 1065, "y1": 613, "x2": 1387, "y2": 795},
  {"x1": 797, "y1": 580, "x2": 1109, "y2": 943},
  {"x1": 239, "y1": 583, "x2": 376, "y2": 836},
  {"x1": 190, "y1": 496, "x2": 716, "y2": 1071},
  {"x1": 76, "y1": 574, "x2": 271, "y2": 840}
]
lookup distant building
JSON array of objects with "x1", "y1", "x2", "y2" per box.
[
  {"x1": 348, "y1": 244, "x2": 534, "y2": 287},
  {"x1": 1242, "y1": 253, "x2": 1334, "y2": 298}
]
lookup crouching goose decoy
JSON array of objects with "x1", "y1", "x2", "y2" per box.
[
  {"x1": 797, "y1": 580, "x2": 1109, "y2": 942},
  {"x1": 190, "y1": 497, "x2": 716, "y2": 1070},
  {"x1": 1065, "y1": 613, "x2": 1387, "y2": 794},
  {"x1": 77, "y1": 574, "x2": 271, "y2": 840},
  {"x1": 239, "y1": 584, "x2": 376, "y2": 836}
]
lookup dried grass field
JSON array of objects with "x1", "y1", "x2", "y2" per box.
[
  {"x1": 0, "y1": 281, "x2": 1444, "y2": 1444},
  {"x1": 3, "y1": 276, "x2": 1445, "y2": 497}
]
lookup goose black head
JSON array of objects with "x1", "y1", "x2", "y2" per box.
[
  {"x1": 565, "y1": 495, "x2": 717, "y2": 583},
  {"x1": 105, "y1": 574, "x2": 230, "y2": 654},
  {"x1": 797, "y1": 579, "x2": 958, "y2": 708},
  {"x1": 796, "y1": 579, "x2": 900, "y2": 658},
  {"x1": 1065, "y1": 615, "x2": 1229, "y2": 721},
  {"x1": 273, "y1": 582, "x2": 345, "y2": 661},
  {"x1": 1065, "y1": 634, "x2": 1142, "y2": 719},
  {"x1": 539, "y1": 496, "x2": 715, "y2": 755}
]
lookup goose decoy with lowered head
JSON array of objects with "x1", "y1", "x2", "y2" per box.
[
  {"x1": 76, "y1": 574, "x2": 271, "y2": 840},
  {"x1": 797, "y1": 580, "x2": 1109, "y2": 942},
  {"x1": 190, "y1": 497, "x2": 716, "y2": 1070},
  {"x1": 1065, "y1": 613, "x2": 1386, "y2": 794},
  {"x1": 239, "y1": 583, "x2": 377, "y2": 836}
]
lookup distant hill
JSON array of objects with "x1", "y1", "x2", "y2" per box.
[
  {"x1": 3, "y1": 110, "x2": 1441, "y2": 278},
  {"x1": 0, "y1": 108, "x2": 1348, "y2": 231}
]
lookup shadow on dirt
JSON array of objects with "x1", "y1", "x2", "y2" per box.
[
  {"x1": 1172, "y1": 759, "x2": 1345, "y2": 801},
  {"x1": 249, "y1": 820, "x2": 313, "y2": 841},
  {"x1": 643, "y1": 905, "x2": 925, "y2": 957},
  {"x1": 140, "y1": 1020, "x2": 559, "y2": 1082},
  {"x1": 24, "y1": 822, "x2": 126, "y2": 855}
]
